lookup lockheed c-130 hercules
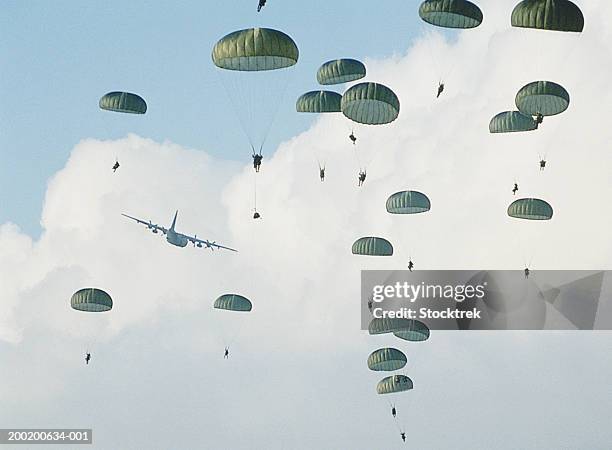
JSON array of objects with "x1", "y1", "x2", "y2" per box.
[{"x1": 122, "y1": 211, "x2": 237, "y2": 252}]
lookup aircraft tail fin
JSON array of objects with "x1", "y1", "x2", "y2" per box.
[{"x1": 170, "y1": 210, "x2": 178, "y2": 231}]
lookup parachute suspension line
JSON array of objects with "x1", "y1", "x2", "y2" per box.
[
  {"x1": 419, "y1": 23, "x2": 442, "y2": 83},
  {"x1": 253, "y1": 170, "x2": 258, "y2": 212},
  {"x1": 258, "y1": 69, "x2": 293, "y2": 156},
  {"x1": 215, "y1": 69, "x2": 256, "y2": 153}
]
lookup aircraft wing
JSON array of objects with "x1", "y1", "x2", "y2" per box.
[
  {"x1": 122, "y1": 213, "x2": 167, "y2": 235},
  {"x1": 187, "y1": 234, "x2": 237, "y2": 252}
]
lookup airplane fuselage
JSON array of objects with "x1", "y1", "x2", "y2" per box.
[{"x1": 166, "y1": 229, "x2": 189, "y2": 247}]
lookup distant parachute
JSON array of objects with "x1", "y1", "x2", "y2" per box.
[
  {"x1": 489, "y1": 111, "x2": 538, "y2": 133},
  {"x1": 367, "y1": 348, "x2": 408, "y2": 371},
  {"x1": 394, "y1": 321, "x2": 431, "y2": 342},
  {"x1": 99, "y1": 92, "x2": 147, "y2": 114},
  {"x1": 71, "y1": 288, "x2": 113, "y2": 312},
  {"x1": 369, "y1": 318, "x2": 416, "y2": 335},
  {"x1": 317, "y1": 58, "x2": 366, "y2": 85},
  {"x1": 214, "y1": 294, "x2": 253, "y2": 312},
  {"x1": 511, "y1": 0, "x2": 584, "y2": 33},
  {"x1": 386, "y1": 191, "x2": 431, "y2": 214},
  {"x1": 515, "y1": 81, "x2": 570, "y2": 117},
  {"x1": 212, "y1": 28, "x2": 299, "y2": 71},
  {"x1": 418, "y1": 0, "x2": 484, "y2": 29},
  {"x1": 296, "y1": 90, "x2": 342, "y2": 113},
  {"x1": 377, "y1": 375, "x2": 414, "y2": 394},
  {"x1": 508, "y1": 198, "x2": 553, "y2": 220},
  {"x1": 341, "y1": 82, "x2": 400, "y2": 125},
  {"x1": 352, "y1": 237, "x2": 394, "y2": 256}
]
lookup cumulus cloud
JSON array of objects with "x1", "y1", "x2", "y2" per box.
[{"x1": 1, "y1": 1, "x2": 612, "y2": 448}]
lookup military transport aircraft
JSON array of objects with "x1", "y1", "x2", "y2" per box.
[{"x1": 122, "y1": 211, "x2": 237, "y2": 252}]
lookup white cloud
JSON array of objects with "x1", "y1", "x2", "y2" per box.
[{"x1": 1, "y1": 1, "x2": 612, "y2": 448}]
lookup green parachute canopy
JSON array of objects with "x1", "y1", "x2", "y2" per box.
[
  {"x1": 352, "y1": 237, "x2": 393, "y2": 256},
  {"x1": 394, "y1": 321, "x2": 431, "y2": 342},
  {"x1": 99, "y1": 92, "x2": 147, "y2": 114},
  {"x1": 296, "y1": 90, "x2": 342, "y2": 113},
  {"x1": 341, "y1": 82, "x2": 400, "y2": 125},
  {"x1": 316, "y1": 59, "x2": 366, "y2": 85},
  {"x1": 419, "y1": 0, "x2": 484, "y2": 29},
  {"x1": 212, "y1": 28, "x2": 299, "y2": 71},
  {"x1": 511, "y1": 0, "x2": 584, "y2": 32},
  {"x1": 508, "y1": 198, "x2": 553, "y2": 220},
  {"x1": 214, "y1": 294, "x2": 253, "y2": 312},
  {"x1": 369, "y1": 318, "x2": 416, "y2": 335},
  {"x1": 71, "y1": 288, "x2": 113, "y2": 312},
  {"x1": 367, "y1": 348, "x2": 408, "y2": 372},
  {"x1": 515, "y1": 81, "x2": 570, "y2": 117},
  {"x1": 386, "y1": 191, "x2": 431, "y2": 214},
  {"x1": 489, "y1": 111, "x2": 538, "y2": 133},
  {"x1": 377, "y1": 375, "x2": 414, "y2": 395}
]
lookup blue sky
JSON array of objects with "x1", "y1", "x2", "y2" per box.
[{"x1": 1, "y1": 0, "x2": 428, "y2": 237}]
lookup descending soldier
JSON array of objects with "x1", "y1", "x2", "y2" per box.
[
  {"x1": 112, "y1": 160, "x2": 120, "y2": 173},
  {"x1": 257, "y1": 0, "x2": 266, "y2": 12},
  {"x1": 512, "y1": 183, "x2": 519, "y2": 195},
  {"x1": 85, "y1": 352, "x2": 91, "y2": 365},
  {"x1": 253, "y1": 153, "x2": 263, "y2": 173},
  {"x1": 349, "y1": 132, "x2": 357, "y2": 145},
  {"x1": 437, "y1": 81, "x2": 445, "y2": 98},
  {"x1": 358, "y1": 170, "x2": 366, "y2": 187}
]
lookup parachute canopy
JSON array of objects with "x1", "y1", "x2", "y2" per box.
[
  {"x1": 316, "y1": 58, "x2": 366, "y2": 85},
  {"x1": 489, "y1": 111, "x2": 538, "y2": 133},
  {"x1": 341, "y1": 82, "x2": 400, "y2": 125},
  {"x1": 508, "y1": 198, "x2": 553, "y2": 220},
  {"x1": 352, "y1": 237, "x2": 393, "y2": 256},
  {"x1": 419, "y1": 0, "x2": 484, "y2": 29},
  {"x1": 386, "y1": 191, "x2": 431, "y2": 214},
  {"x1": 367, "y1": 348, "x2": 408, "y2": 372},
  {"x1": 296, "y1": 90, "x2": 342, "y2": 113},
  {"x1": 214, "y1": 294, "x2": 253, "y2": 312},
  {"x1": 99, "y1": 92, "x2": 147, "y2": 114},
  {"x1": 515, "y1": 81, "x2": 570, "y2": 117},
  {"x1": 511, "y1": 0, "x2": 584, "y2": 33},
  {"x1": 377, "y1": 375, "x2": 414, "y2": 395},
  {"x1": 71, "y1": 288, "x2": 113, "y2": 312},
  {"x1": 369, "y1": 318, "x2": 417, "y2": 335},
  {"x1": 212, "y1": 28, "x2": 299, "y2": 71},
  {"x1": 394, "y1": 321, "x2": 431, "y2": 342}
]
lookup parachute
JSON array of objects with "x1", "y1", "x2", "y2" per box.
[
  {"x1": 394, "y1": 321, "x2": 431, "y2": 342},
  {"x1": 316, "y1": 58, "x2": 366, "y2": 85},
  {"x1": 369, "y1": 318, "x2": 416, "y2": 335},
  {"x1": 341, "y1": 82, "x2": 400, "y2": 125},
  {"x1": 418, "y1": 0, "x2": 484, "y2": 29},
  {"x1": 212, "y1": 28, "x2": 299, "y2": 71},
  {"x1": 489, "y1": 111, "x2": 538, "y2": 133},
  {"x1": 515, "y1": 81, "x2": 570, "y2": 117},
  {"x1": 508, "y1": 198, "x2": 553, "y2": 220},
  {"x1": 71, "y1": 288, "x2": 113, "y2": 312},
  {"x1": 511, "y1": 0, "x2": 584, "y2": 33},
  {"x1": 352, "y1": 237, "x2": 394, "y2": 256},
  {"x1": 214, "y1": 294, "x2": 253, "y2": 312},
  {"x1": 99, "y1": 92, "x2": 147, "y2": 114},
  {"x1": 295, "y1": 90, "x2": 342, "y2": 113},
  {"x1": 377, "y1": 375, "x2": 414, "y2": 394},
  {"x1": 386, "y1": 191, "x2": 431, "y2": 214},
  {"x1": 367, "y1": 348, "x2": 408, "y2": 372}
]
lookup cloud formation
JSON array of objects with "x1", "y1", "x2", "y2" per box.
[{"x1": 1, "y1": 1, "x2": 612, "y2": 448}]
